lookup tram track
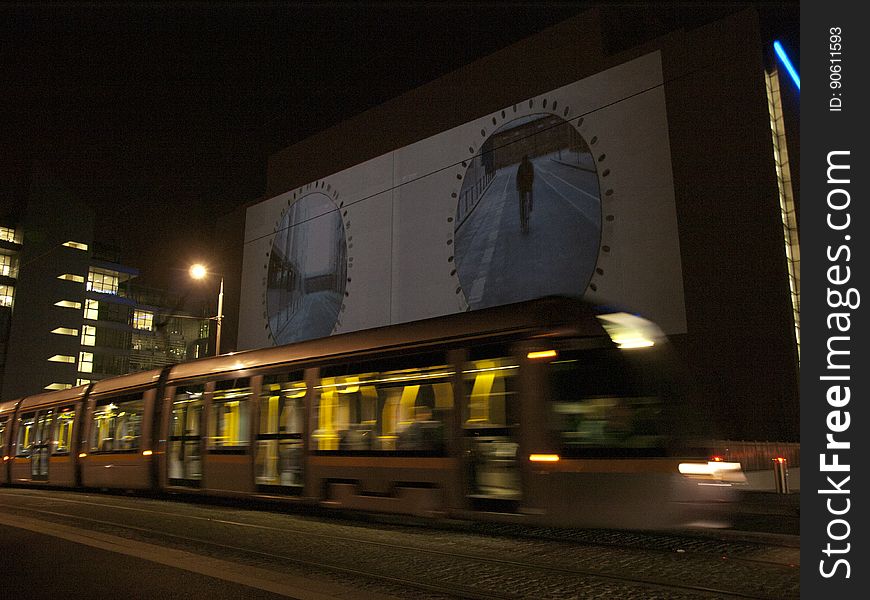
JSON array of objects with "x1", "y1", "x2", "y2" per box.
[{"x1": 0, "y1": 489, "x2": 798, "y2": 599}]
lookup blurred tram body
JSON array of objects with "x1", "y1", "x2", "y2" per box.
[{"x1": 0, "y1": 297, "x2": 743, "y2": 529}]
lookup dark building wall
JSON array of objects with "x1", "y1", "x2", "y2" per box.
[
  {"x1": 214, "y1": 203, "x2": 249, "y2": 354},
  {"x1": 658, "y1": 11, "x2": 798, "y2": 440},
  {"x1": 261, "y1": 9, "x2": 798, "y2": 441}
]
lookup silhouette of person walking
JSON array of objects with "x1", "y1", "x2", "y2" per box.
[{"x1": 516, "y1": 155, "x2": 535, "y2": 233}]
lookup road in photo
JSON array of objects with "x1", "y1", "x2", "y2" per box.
[
  {"x1": 267, "y1": 193, "x2": 347, "y2": 344},
  {"x1": 455, "y1": 135, "x2": 602, "y2": 310}
]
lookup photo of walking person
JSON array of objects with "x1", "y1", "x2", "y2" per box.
[{"x1": 454, "y1": 114, "x2": 601, "y2": 310}]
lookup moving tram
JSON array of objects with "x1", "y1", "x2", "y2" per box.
[{"x1": 0, "y1": 297, "x2": 742, "y2": 529}]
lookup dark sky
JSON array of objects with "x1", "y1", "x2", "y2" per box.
[{"x1": 1, "y1": 2, "x2": 798, "y2": 294}]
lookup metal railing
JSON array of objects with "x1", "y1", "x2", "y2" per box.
[{"x1": 708, "y1": 440, "x2": 800, "y2": 471}]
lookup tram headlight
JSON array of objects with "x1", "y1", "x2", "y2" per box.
[{"x1": 678, "y1": 460, "x2": 746, "y2": 484}]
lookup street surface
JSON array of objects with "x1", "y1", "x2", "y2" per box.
[{"x1": 0, "y1": 487, "x2": 798, "y2": 599}]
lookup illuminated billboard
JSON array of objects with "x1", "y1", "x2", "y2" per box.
[{"x1": 240, "y1": 51, "x2": 685, "y2": 349}]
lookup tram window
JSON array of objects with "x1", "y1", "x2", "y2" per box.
[
  {"x1": 0, "y1": 417, "x2": 6, "y2": 448},
  {"x1": 259, "y1": 376, "x2": 306, "y2": 436},
  {"x1": 16, "y1": 413, "x2": 36, "y2": 456},
  {"x1": 256, "y1": 375, "x2": 306, "y2": 487},
  {"x1": 208, "y1": 379, "x2": 252, "y2": 450},
  {"x1": 172, "y1": 385, "x2": 204, "y2": 437},
  {"x1": 52, "y1": 406, "x2": 76, "y2": 454},
  {"x1": 461, "y1": 356, "x2": 519, "y2": 428},
  {"x1": 546, "y1": 348, "x2": 666, "y2": 456},
  {"x1": 91, "y1": 394, "x2": 144, "y2": 452},
  {"x1": 314, "y1": 364, "x2": 453, "y2": 453}
]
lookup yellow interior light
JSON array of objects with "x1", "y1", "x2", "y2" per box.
[
  {"x1": 78, "y1": 453, "x2": 88, "y2": 458},
  {"x1": 527, "y1": 350, "x2": 558, "y2": 360},
  {"x1": 142, "y1": 450, "x2": 153, "y2": 456},
  {"x1": 62, "y1": 241, "x2": 89, "y2": 251},
  {"x1": 529, "y1": 454, "x2": 560, "y2": 462}
]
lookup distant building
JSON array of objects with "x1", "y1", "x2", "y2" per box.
[{"x1": 0, "y1": 186, "x2": 210, "y2": 401}]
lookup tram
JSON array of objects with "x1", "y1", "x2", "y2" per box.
[{"x1": 0, "y1": 297, "x2": 743, "y2": 529}]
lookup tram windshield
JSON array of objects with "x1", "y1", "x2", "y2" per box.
[{"x1": 547, "y1": 346, "x2": 671, "y2": 457}]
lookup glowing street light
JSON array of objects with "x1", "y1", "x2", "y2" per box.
[{"x1": 189, "y1": 263, "x2": 224, "y2": 356}]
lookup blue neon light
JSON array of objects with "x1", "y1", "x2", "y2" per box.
[{"x1": 774, "y1": 40, "x2": 800, "y2": 90}]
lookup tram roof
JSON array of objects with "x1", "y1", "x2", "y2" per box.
[{"x1": 166, "y1": 296, "x2": 605, "y2": 383}]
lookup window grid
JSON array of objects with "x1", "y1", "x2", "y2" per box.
[
  {"x1": 78, "y1": 351, "x2": 94, "y2": 374},
  {"x1": 81, "y1": 325, "x2": 96, "y2": 347},
  {"x1": 0, "y1": 253, "x2": 17, "y2": 277},
  {"x1": 87, "y1": 269, "x2": 119, "y2": 294},
  {"x1": 0, "y1": 284, "x2": 13, "y2": 308},
  {"x1": 0, "y1": 226, "x2": 16, "y2": 243},
  {"x1": 83, "y1": 299, "x2": 99, "y2": 320},
  {"x1": 133, "y1": 309, "x2": 154, "y2": 331}
]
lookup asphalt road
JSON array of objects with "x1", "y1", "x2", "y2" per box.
[{"x1": 0, "y1": 487, "x2": 799, "y2": 599}]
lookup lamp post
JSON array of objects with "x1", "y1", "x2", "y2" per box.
[{"x1": 189, "y1": 263, "x2": 224, "y2": 356}]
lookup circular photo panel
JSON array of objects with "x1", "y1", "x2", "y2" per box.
[
  {"x1": 454, "y1": 114, "x2": 601, "y2": 309},
  {"x1": 267, "y1": 192, "x2": 347, "y2": 344}
]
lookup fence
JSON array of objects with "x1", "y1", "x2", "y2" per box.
[{"x1": 707, "y1": 440, "x2": 800, "y2": 471}]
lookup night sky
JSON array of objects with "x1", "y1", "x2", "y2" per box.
[{"x1": 1, "y1": 2, "x2": 798, "y2": 296}]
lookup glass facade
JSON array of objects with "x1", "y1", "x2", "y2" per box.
[
  {"x1": 0, "y1": 284, "x2": 15, "y2": 308},
  {"x1": 87, "y1": 268, "x2": 119, "y2": 294}
]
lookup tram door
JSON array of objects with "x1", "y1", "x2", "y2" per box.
[
  {"x1": 30, "y1": 410, "x2": 53, "y2": 481},
  {"x1": 255, "y1": 376, "x2": 306, "y2": 493},
  {"x1": 462, "y1": 356, "x2": 522, "y2": 511},
  {"x1": 168, "y1": 386, "x2": 204, "y2": 487}
]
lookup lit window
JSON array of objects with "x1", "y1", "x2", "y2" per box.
[
  {"x1": 83, "y1": 299, "x2": 99, "y2": 320},
  {"x1": 62, "y1": 241, "x2": 89, "y2": 251},
  {"x1": 87, "y1": 268, "x2": 119, "y2": 294},
  {"x1": 0, "y1": 284, "x2": 13, "y2": 308},
  {"x1": 54, "y1": 300, "x2": 81, "y2": 310},
  {"x1": 0, "y1": 253, "x2": 17, "y2": 277},
  {"x1": 48, "y1": 355, "x2": 76, "y2": 363},
  {"x1": 0, "y1": 226, "x2": 16, "y2": 243},
  {"x1": 45, "y1": 383, "x2": 73, "y2": 391},
  {"x1": 51, "y1": 327, "x2": 79, "y2": 336},
  {"x1": 209, "y1": 382, "x2": 252, "y2": 450},
  {"x1": 58, "y1": 273, "x2": 86, "y2": 284},
  {"x1": 53, "y1": 407, "x2": 76, "y2": 454},
  {"x1": 78, "y1": 351, "x2": 94, "y2": 374},
  {"x1": 81, "y1": 325, "x2": 96, "y2": 346},
  {"x1": 92, "y1": 395, "x2": 144, "y2": 452},
  {"x1": 76, "y1": 378, "x2": 91, "y2": 386},
  {"x1": 133, "y1": 309, "x2": 154, "y2": 331}
]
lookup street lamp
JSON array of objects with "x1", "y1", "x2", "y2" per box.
[{"x1": 189, "y1": 263, "x2": 224, "y2": 356}]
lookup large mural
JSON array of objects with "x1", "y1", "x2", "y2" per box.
[{"x1": 240, "y1": 52, "x2": 685, "y2": 349}]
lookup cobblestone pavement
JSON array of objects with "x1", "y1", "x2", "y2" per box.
[{"x1": 0, "y1": 488, "x2": 799, "y2": 599}]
